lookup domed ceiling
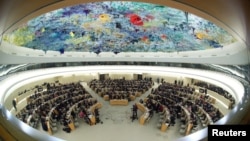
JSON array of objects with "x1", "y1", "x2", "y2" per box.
[{"x1": 2, "y1": 1, "x2": 237, "y2": 55}]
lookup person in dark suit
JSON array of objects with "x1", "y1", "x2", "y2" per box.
[
  {"x1": 12, "y1": 99, "x2": 17, "y2": 111},
  {"x1": 40, "y1": 117, "x2": 48, "y2": 131},
  {"x1": 131, "y1": 104, "x2": 138, "y2": 122},
  {"x1": 170, "y1": 115, "x2": 176, "y2": 126}
]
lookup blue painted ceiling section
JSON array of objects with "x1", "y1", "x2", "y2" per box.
[{"x1": 3, "y1": 1, "x2": 236, "y2": 54}]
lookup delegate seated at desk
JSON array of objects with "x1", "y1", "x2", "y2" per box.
[{"x1": 79, "y1": 109, "x2": 92, "y2": 125}]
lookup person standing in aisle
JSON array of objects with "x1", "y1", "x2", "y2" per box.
[{"x1": 12, "y1": 99, "x2": 17, "y2": 111}]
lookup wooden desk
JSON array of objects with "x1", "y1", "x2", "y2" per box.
[
  {"x1": 90, "y1": 102, "x2": 102, "y2": 114},
  {"x1": 161, "y1": 123, "x2": 169, "y2": 132},
  {"x1": 130, "y1": 95, "x2": 135, "y2": 101},
  {"x1": 135, "y1": 92, "x2": 142, "y2": 97},
  {"x1": 89, "y1": 115, "x2": 96, "y2": 125},
  {"x1": 110, "y1": 99, "x2": 128, "y2": 106},
  {"x1": 181, "y1": 106, "x2": 193, "y2": 135},
  {"x1": 186, "y1": 123, "x2": 193, "y2": 136},
  {"x1": 139, "y1": 112, "x2": 149, "y2": 125},
  {"x1": 45, "y1": 107, "x2": 57, "y2": 135},
  {"x1": 181, "y1": 106, "x2": 191, "y2": 121},
  {"x1": 27, "y1": 115, "x2": 33, "y2": 126},
  {"x1": 136, "y1": 103, "x2": 146, "y2": 112},
  {"x1": 159, "y1": 107, "x2": 170, "y2": 132},
  {"x1": 136, "y1": 103, "x2": 149, "y2": 125},
  {"x1": 46, "y1": 121, "x2": 53, "y2": 135},
  {"x1": 198, "y1": 106, "x2": 213, "y2": 125},
  {"x1": 194, "y1": 85, "x2": 231, "y2": 108},
  {"x1": 103, "y1": 95, "x2": 109, "y2": 101},
  {"x1": 68, "y1": 121, "x2": 75, "y2": 130}
]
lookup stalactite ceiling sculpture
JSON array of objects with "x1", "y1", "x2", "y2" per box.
[{"x1": 3, "y1": 1, "x2": 236, "y2": 54}]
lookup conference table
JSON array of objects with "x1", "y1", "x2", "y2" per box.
[{"x1": 110, "y1": 99, "x2": 128, "y2": 106}]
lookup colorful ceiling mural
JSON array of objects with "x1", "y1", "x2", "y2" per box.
[{"x1": 3, "y1": 1, "x2": 237, "y2": 54}]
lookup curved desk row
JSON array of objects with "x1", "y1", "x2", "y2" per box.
[
  {"x1": 45, "y1": 94, "x2": 91, "y2": 134},
  {"x1": 180, "y1": 106, "x2": 193, "y2": 136},
  {"x1": 110, "y1": 99, "x2": 128, "y2": 106},
  {"x1": 197, "y1": 106, "x2": 213, "y2": 127},
  {"x1": 136, "y1": 102, "x2": 150, "y2": 125},
  {"x1": 67, "y1": 102, "x2": 102, "y2": 131},
  {"x1": 193, "y1": 85, "x2": 232, "y2": 109},
  {"x1": 160, "y1": 106, "x2": 171, "y2": 132},
  {"x1": 46, "y1": 95, "x2": 86, "y2": 135},
  {"x1": 145, "y1": 98, "x2": 171, "y2": 132},
  {"x1": 90, "y1": 102, "x2": 102, "y2": 114}
]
